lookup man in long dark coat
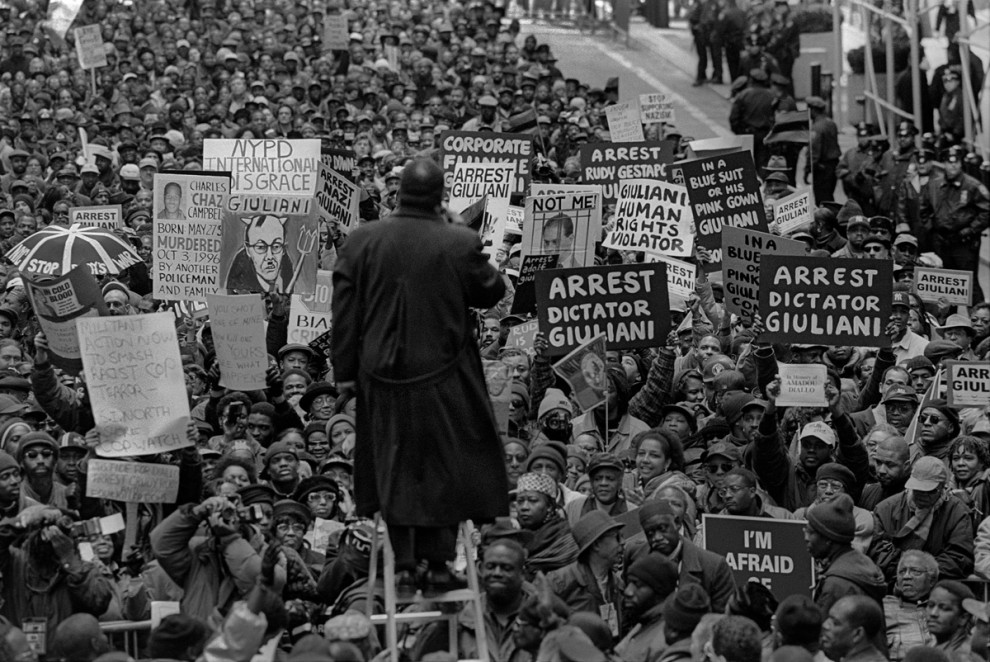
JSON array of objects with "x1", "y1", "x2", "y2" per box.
[{"x1": 331, "y1": 158, "x2": 509, "y2": 592}]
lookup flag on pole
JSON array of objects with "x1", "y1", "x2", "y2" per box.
[
  {"x1": 552, "y1": 333, "x2": 608, "y2": 412},
  {"x1": 44, "y1": 0, "x2": 85, "y2": 40}
]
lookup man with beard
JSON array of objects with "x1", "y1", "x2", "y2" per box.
[
  {"x1": 17, "y1": 432, "x2": 69, "y2": 509},
  {"x1": 615, "y1": 551, "x2": 679, "y2": 662},
  {"x1": 915, "y1": 400, "x2": 961, "y2": 463},
  {"x1": 859, "y1": 435, "x2": 911, "y2": 510},
  {"x1": 55, "y1": 433, "x2": 87, "y2": 510},
  {"x1": 820, "y1": 596, "x2": 887, "y2": 662},
  {"x1": 0, "y1": 450, "x2": 20, "y2": 517}
]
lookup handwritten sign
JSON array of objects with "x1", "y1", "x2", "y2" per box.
[
  {"x1": 914, "y1": 267, "x2": 973, "y2": 306},
  {"x1": 703, "y1": 515, "x2": 813, "y2": 597},
  {"x1": 648, "y1": 255, "x2": 696, "y2": 301},
  {"x1": 86, "y1": 459, "x2": 180, "y2": 503},
  {"x1": 777, "y1": 362, "x2": 828, "y2": 407},
  {"x1": 203, "y1": 138, "x2": 321, "y2": 209},
  {"x1": 323, "y1": 14, "x2": 349, "y2": 50},
  {"x1": 74, "y1": 24, "x2": 107, "y2": 69},
  {"x1": 506, "y1": 205, "x2": 524, "y2": 236},
  {"x1": 507, "y1": 320, "x2": 539, "y2": 351},
  {"x1": 69, "y1": 205, "x2": 122, "y2": 229},
  {"x1": 288, "y1": 270, "x2": 333, "y2": 344},
  {"x1": 605, "y1": 102, "x2": 645, "y2": 142},
  {"x1": 603, "y1": 179, "x2": 693, "y2": 257},
  {"x1": 521, "y1": 190, "x2": 602, "y2": 269},
  {"x1": 511, "y1": 254, "x2": 559, "y2": 316},
  {"x1": 772, "y1": 190, "x2": 812, "y2": 235},
  {"x1": 721, "y1": 227, "x2": 805, "y2": 317},
  {"x1": 449, "y1": 162, "x2": 514, "y2": 211},
  {"x1": 207, "y1": 294, "x2": 267, "y2": 391},
  {"x1": 25, "y1": 265, "x2": 107, "y2": 375},
  {"x1": 639, "y1": 93, "x2": 675, "y2": 124},
  {"x1": 78, "y1": 313, "x2": 191, "y2": 457},
  {"x1": 439, "y1": 131, "x2": 534, "y2": 196},
  {"x1": 580, "y1": 141, "x2": 675, "y2": 206},
  {"x1": 315, "y1": 164, "x2": 360, "y2": 234},
  {"x1": 946, "y1": 361, "x2": 990, "y2": 408}
]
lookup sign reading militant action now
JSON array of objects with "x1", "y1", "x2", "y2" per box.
[
  {"x1": 946, "y1": 361, "x2": 990, "y2": 408},
  {"x1": 914, "y1": 267, "x2": 973, "y2": 306},
  {"x1": 86, "y1": 460, "x2": 180, "y2": 503},
  {"x1": 682, "y1": 151, "x2": 768, "y2": 273},
  {"x1": 535, "y1": 263, "x2": 670, "y2": 356},
  {"x1": 758, "y1": 255, "x2": 893, "y2": 348},
  {"x1": 702, "y1": 515, "x2": 814, "y2": 597},
  {"x1": 722, "y1": 227, "x2": 805, "y2": 317},
  {"x1": 603, "y1": 179, "x2": 694, "y2": 258},
  {"x1": 203, "y1": 138, "x2": 321, "y2": 213},
  {"x1": 439, "y1": 131, "x2": 534, "y2": 196},
  {"x1": 70, "y1": 205, "x2": 122, "y2": 229},
  {"x1": 580, "y1": 141, "x2": 676, "y2": 206}
]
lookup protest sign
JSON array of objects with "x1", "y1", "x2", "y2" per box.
[
  {"x1": 647, "y1": 255, "x2": 696, "y2": 301},
  {"x1": 25, "y1": 265, "x2": 107, "y2": 374},
  {"x1": 776, "y1": 363, "x2": 828, "y2": 407},
  {"x1": 306, "y1": 518, "x2": 345, "y2": 554},
  {"x1": 603, "y1": 179, "x2": 694, "y2": 258},
  {"x1": 153, "y1": 172, "x2": 228, "y2": 301},
  {"x1": 605, "y1": 102, "x2": 645, "y2": 142},
  {"x1": 449, "y1": 162, "x2": 515, "y2": 211},
  {"x1": 483, "y1": 359, "x2": 513, "y2": 436},
  {"x1": 580, "y1": 141, "x2": 676, "y2": 206},
  {"x1": 914, "y1": 267, "x2": 973, "y2": 306},
  {"x1": 506, "y1": 205, "x2": 524, "y2": 236},
  {"x1": 203, "y1": 138, "x2": 321, "y2": 209},
  {"x1": 772, "y1": 190, "x2": 812, "y2": 235},
  {"x1": 218, "y1": 208, "x2": 319, "y2": 295},
  {"x1": 207, "y1": 294, "x2": 267, "y2": 391},
  {"x1": 682, "y1": 151, "x2": 768, "y2": 273},
  {"x1": 639, "y1": 93, "x2": 675, "y2": 124},
  {"x1": 946, "y1": 361, "x2": 990, "y2": 408},
  {"x1": 507, "y1": 320, "x2": 539, "y2": 351},
  {"x1": 535, "y1": 263, "x2": 670, "y2": 356},
  {"x1": 721, "y1": 227, "x2": 805, "y2": 317},
  {"x1": 553, "y1": 334, "x2": 608, "y2": 411},
  {"x1": 321, "y1": 148, "x2": 357, "y2": 181},
  {"x1": 315, "y1": 164, "x2": 360, "y2": 234},
  {"x1": 69, "y1": 205, "x2": 121, "y2": 229},
  {"x1": 323, "y1": 14, "x2": 349, "y2": 50},
  {"x1": 439, "y1": 131, "x2": 534, "y2": 196},
  {"x1": 758, "y1": 255, "x2": 893, "y2": 348},
  {"x1": 702, "y1": 515, "x2": 814, "y2": 597},
  {"x1": 521, "y1": 190, "x2": 602, "y2": 269},
  {"x1": 687, "y1": 135, "x2": 755, "y2": 159},
  {"x1": 78, "y1": 313, "x2": 191, "y2": 457},
  {"x1": 86, "y1": 460, "x2": 180, "y2": 503},
  {"x1": 510, "y1": 254, "x2": 559, "y2": 316},
  {"x1": 74, "y1": 24, "x2": 107, "y2": 69},
  {"x1": 531, "y1": 183, "x2": 604, "y2": 198},
  {"x1": 288, "y1": 270, "x2": 333, "y2": 345},
  {"x1": 308, "y1": 328, "x2": 333, "y2": 361}
]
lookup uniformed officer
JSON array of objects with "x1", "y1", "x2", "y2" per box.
[
  {"x1": 836, "y1": 122, "x2": 883, "y2": 215},
  {"x1": 874, "y1": 120, "x2": 919, "y2": 215}
]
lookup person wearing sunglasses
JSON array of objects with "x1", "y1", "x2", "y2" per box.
[
  {"x1": 917, "y1": 401, "x2": 961, "y2": 463},
  {"x1": 16, "y1": 431, "x2": 68, "y2": 510},
  {"x1": 861, "y1": 234, "x2": 891, "y2": 260},
  {"x1": 696, "y1": 441, "x2": 741, "y2": 513}
]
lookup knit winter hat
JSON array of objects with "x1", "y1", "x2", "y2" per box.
[
  {"x1": 538, "y1": 388, "x2": 571, "y2": 419},
  {"x1": 526, "y1": 442, "x2": 567, "y2": 475},
  {"x1": 663, "y1": 583, "x2": 712, "y2": 632},
  {"x1": 638, "y1": 500, "x2": 678, "y2": 526},
  {"x1": 0, "y1": 450, "x2": 17, "y2": 473},
  {"x1": 627, "y1": 552, "x2": 678, "y2": 598},
  {"x1": 515, "y1": 472, "x2": 558, "y2": 500},
  {"x1": 16, "y1": 431, "x2": 58, "y2": 463},
  {"x1": 806, "y1": 493, "x2": 856, "y2": 544},
  {"x1": 815, "y1": 463, "x2": 856, "y2": 493}
]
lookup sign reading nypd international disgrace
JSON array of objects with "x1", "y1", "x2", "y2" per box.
[
  {"x1": 439, "y1": 130, "x2": 534, "y2": 196},
  {"x1": 682, "y1": 151, "x2": 768, "y2": 273},
  {"x1": 722, "y1": 227, "x2": 806, "y2": 317},
  {"x1": 203, "y1": 138, "x2": 321, "y2": 211},
  {"x1": 946, "y1": 361, "x2": 990, "y2": 408},
  {"x1": 580, "y1": 141, "x2": 676, "y2": 206},
  {"x1": 914, "y1": 267, "x2": 973, "y2": 306},
  {"x1": 702, "y1": 515, "x2": 814, "y2": 597},
  {"x1": 758, "y1": 255, "x2": 893, "y2": 348},
  {"x1": 603, "y1": 179, "x2": 694, "y2": 258},
  {"x1": 70, "y1": 205, "x2": 122, "y2": 230},
  {"x1": 535, "y1": 263, "x2": 670, "y2": 356}
]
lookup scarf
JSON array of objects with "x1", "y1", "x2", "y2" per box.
[
  {"x1": 895, "y1": 492, "x2": 945, "y2": 541},
  {"x1": 524, "y1": 513, "x2": 578, "y2": 577}
]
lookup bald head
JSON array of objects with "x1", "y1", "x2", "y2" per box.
[
  {"x1": 398, "y1": 158, "x2": 444, "y2": 211},
  {"x1": 878, "y1": 435, "x2": 909, "y2": 461},
  {"x1": 874, "y1": 434, "x2": 910, "y2": 489}
]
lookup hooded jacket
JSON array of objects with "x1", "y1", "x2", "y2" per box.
[{"x1": 813, "y1": 546, "x2": 887, "y2": 613}]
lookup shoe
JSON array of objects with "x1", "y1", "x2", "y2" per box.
[
  {"x1": 692, "y1": 78, "x2": 706, "y2": 87},
  {"x1": 710, "y1": 77, "x2": 724, "y2": 84},
  {"x1": 396, "y1": 570, "x2": 418, "y2": 599},
  {"x1": 422, "y1": 568, "x2": 467, "y2": 597}
]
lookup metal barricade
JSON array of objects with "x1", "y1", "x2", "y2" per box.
[{"x1": 100, "y1": 620, "x2": 152, "y2": 658}]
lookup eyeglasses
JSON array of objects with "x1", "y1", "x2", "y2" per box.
[
  {"x1": 275, "y1": 521, "x2": 306, "y2": 534},
  {"x1": 505, "y1": 453, "x2": 527, "y2": 463},
  {"x1": 717, "y1": 485, "x2": 748, "y2": 498},
  {"x1": 24, "y1": 449, "x2": 54, "y2": 460},
  {"x1": 707, "y1": 462, "x2": 734, "y2": 473},
  {"x1": 816, "y1": 479, "x2": 845, "y2": 492},
  {"x1": 920, "y1": 414, "x2": 944, "y2": 425},
  {"x1": 246, "y1": 240, "x2": 285, "y2": 255},
  {"x1": 306, "y1": 491, "x2": 337, "y2": 504},
  {"x1": 864, "y1": 246, "x2": 885, "y2": 253},
  {"x1": 898, "y1": 566, "x2": 928, "y2": 577}
]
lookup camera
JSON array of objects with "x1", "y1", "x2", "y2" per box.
[{"x1": 242, "y1": 504, "x2": 266, "y2": 524}]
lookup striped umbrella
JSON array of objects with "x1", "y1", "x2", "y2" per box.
[{"x1": 5, "y1": 223, "x2": 142, "y2": 278}]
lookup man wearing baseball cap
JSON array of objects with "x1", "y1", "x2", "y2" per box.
[
  {"x1": 831, "y1": 215, "x2": 870, "y2": 258},
  {"x1": 565, "y1": 452, "x2": 629, "y2": 524},
  {"x1": 874, "y1": 456, "x2": 974, "y2": 581},
  {"x1": 890, "y1": 290, "x2": 929, "y2": 363}
]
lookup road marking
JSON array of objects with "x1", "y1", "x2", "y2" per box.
[{"x1": 593, "y1": 42, "x2": 731, "y2": 138}]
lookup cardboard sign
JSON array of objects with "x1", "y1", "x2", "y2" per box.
[
  {"x1": 580, "y1": 141, "x2": 676, "y2": 205},
  {"x1": 439, "y1": 131, "x2": 534, "y2": 196},
  {"x1": 510, "y1": 254, "x2": 559, "y2": 316},
  {"x1": 86, "y1": 459, "x2": 180, "y2": 503},
  {"x1": 648, "y1": 255, "x2": 696, "y2": 301},
  {"x1": 946, "y1": 361, "x2": 990, "y2": 408},
  {"x1": 521, "y1": 190, "x2": 602, "y2": 269},
  {"x1": 535, "y1": 263, "x2": 670, "y2": 356},
  {"x1": 323, "y1": 14, "x2": 349, "y2": 50},
  {"x1": 507, "y1": 320, "x2": 539, "y2": 350},
  {"x1": 721, "y1": 228, "x2": 806, "y2": 317},
  {"x1": 553, "y1": 334, "x2": 608, "y2": 411},
  {"x1": 74, "y1": 24, "x2": 106, "y2": 69},
  {"x1": 702, "y1": 515, "x2": 814, "y2": 597},
  {"x1": 207, "y1": 294, "x2": 267, "y2": 391},
  {"x1": 914, "y1": 267, "x2": 973, "y2": 306},
  {"x1": 78, "y1": 313, "x2": 192, "y2": 457},
  {"x1": 772, "y1": 190, "x2": 812, "y2": 236},
  {"x1": 203, "y1": 138, "x2": 321, "y2": 204},
  {"x1": 506, "y1": 205, "x2": 524, "y2": 236},
  {"x1": 603, "y1": 179, "x2": 694, "y2": 258},
  {"x1": 682, "y1": 151, "x2": 768, "y2": 273},
  {"x1": 484, "y1": 359, "x2": 513, "y2": 436},
  {"x1": 605, "y1": 102, "x2": 645, "y2": 143},
  {"x1": 449, "y1": 162, "x2": 514, "y2": 210},
  {"x1": 309, "y1": 328, "x2": 333, "y2": 361},
  {"x1": 69, "y1": 205, "x2": 122, "y2": 229},
  {"x1": 153, "y1": 172, "x2": 228, "y2": 301},
  {"x1": 776, "y1": 362, "x2": 828, "y2": 407},
  {"x1": 758, "y1": 255, "x2": 893, "y2": 348},
  {"x1": 24, "y1": 265, "x2": 107, "y2": 375},
  {"x1": 218, "y1": 206, "x2": 319, "y2": 295},
  {"x1": 639, "y1": 93, "x2": 675, "y2": 124},
  {"x1": 315, "y1": 164, "x2": 360, "y2": 235},
  {"x1": 321, "y1": 148, "x2": 357, "y2": 181},
  {"x1": 288, "y1": 270, "x2": 333, "y2": 344}
]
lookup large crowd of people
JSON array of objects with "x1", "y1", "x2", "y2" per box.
[{"x1": 0, "y1": 0, "x2": 989, "y2": 660}]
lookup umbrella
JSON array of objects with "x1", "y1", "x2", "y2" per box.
[{"x1": 5, "y1": 223, "x2": 142, "y2": 278}]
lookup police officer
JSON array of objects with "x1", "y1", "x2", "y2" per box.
[
  {"x1": 874, "y1": 120, "x2": 919, "y2": 215},
  {"x1": 806, "y1": 96, "x2": 841, "y2": 204},
  {"x1": 837, "y1": 122, "x2": 883, "y2": 215},
  {"x1": 729, "y1": 69, "x2": 775, "y2": 168}
]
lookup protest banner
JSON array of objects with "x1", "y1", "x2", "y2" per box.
[
  {"x1": 772, "y1": 190, "x2": 812, "y2": 236},
  {"x1": 206, "y1": 294, "x2": 267, "y2": 391},
  {"x1": 74, "y1": 24, "x2": 106, "y2": 69},
  {"x1": 449, "y1": 162, "x2": 515, "y2": 210},
  {"x1": 647, "y1": 255, "x2": 696, "y2": 301},
  {"x1": 288, "y1": 270, "x2": 333, "y2": 345},
  {"x1": 521, "y1": 190, "x2": 602, "y2": 269},
  {"x1": 510, "y1": 254, "x2": 559, "y2": 316},
  {"x1": 86, "y1": 460, "x2": 180, "y2": 503},
  {"x1": 535, "y1": 263, "x2": 670, "y2": 356},
  {"x1": 218, "y1": 207, "x2": 319, "y2": 295},
  {"x1": 323, "y1": 14, "x2": 349, "y2": 50},
  {"x1": 580, "y1": 141, "x2": 676, "y2": 206},
  {"x1": 721, "y1": 227, "x2": 805, "y2": 317},
  {"x1": 78, "y1": 313, "x2": 192, "y2": 457},
  {"x1": 506, "y1": 205, "x2": 524, "y2": 236},
  {"x1": 553, "y1": 334, "x2": 608, "y2": 411},
  {"x1": 776, "y1": 363, "x2": 828, "y2": 407},
  {"x1": 203, "y1": 138, "x2": 321, "y2": 209},
  {"x1": 321, "y1": 148, "x2": 357, "y2": 180},
  {"x1": 315, "y1": 164, "x2": 360, "y2": 234},
  {"x1": 682, "y1": 151, "x2": 768, "y2": 273},
  {"x1": 439, "y1": 131, "x2": 534, "y2": 196},
  {"x1": 507, "y1": 320, "x2": 539, "y2": 351},
  {"x1": 702, "y1": 515, "x2": 814, "y2": 597},
  {"x1": 639, "y1": 93, "x2": 676, "y2": 124},
  {"x1": 604, "y1": 102, "x2": 645, "y2": 142},
  {"x1": 309, "y1": 328, "x2": 333, "y2": 361},
  {"x1": 758, "y1": 255, "x2": 893, "y2": 348},
  {"x1": 914, "y1": 267, "x2": 973, "y2": 306},
  {"x1": 25, "y1": 265, "x2": 107, "y2": 374},
  {"x1": 603, "y1": 179, "x2": 694, "y2": 258},
  {"x1": 69, "y1": 204, "x2": 121, "y2": 229},
  {"x1": 153, "y1": 173, "x2": 228, "y2": 301},
  {"x1": 946, "y1": 361, "x2": 990, "y2": 408}
]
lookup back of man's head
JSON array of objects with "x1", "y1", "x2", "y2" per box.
[
  {"x1": 712, "y1": 616, "x2": 763, "y2": 662},
  {"x1": 775, "y1": 595, "x2": 822, "y2": 648},
  {"x1": 148, "y1": 614, "x2": 211, "y2": 661},
  {"x1": 397, "y1": 158, "x2": 443, "y2": 211},
  {"x1": 841, "y1": 595, "x2": 884, "y2": 641},
  {"x1": 50, "y1": 614, "x2": 110, "y2": 662}
]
